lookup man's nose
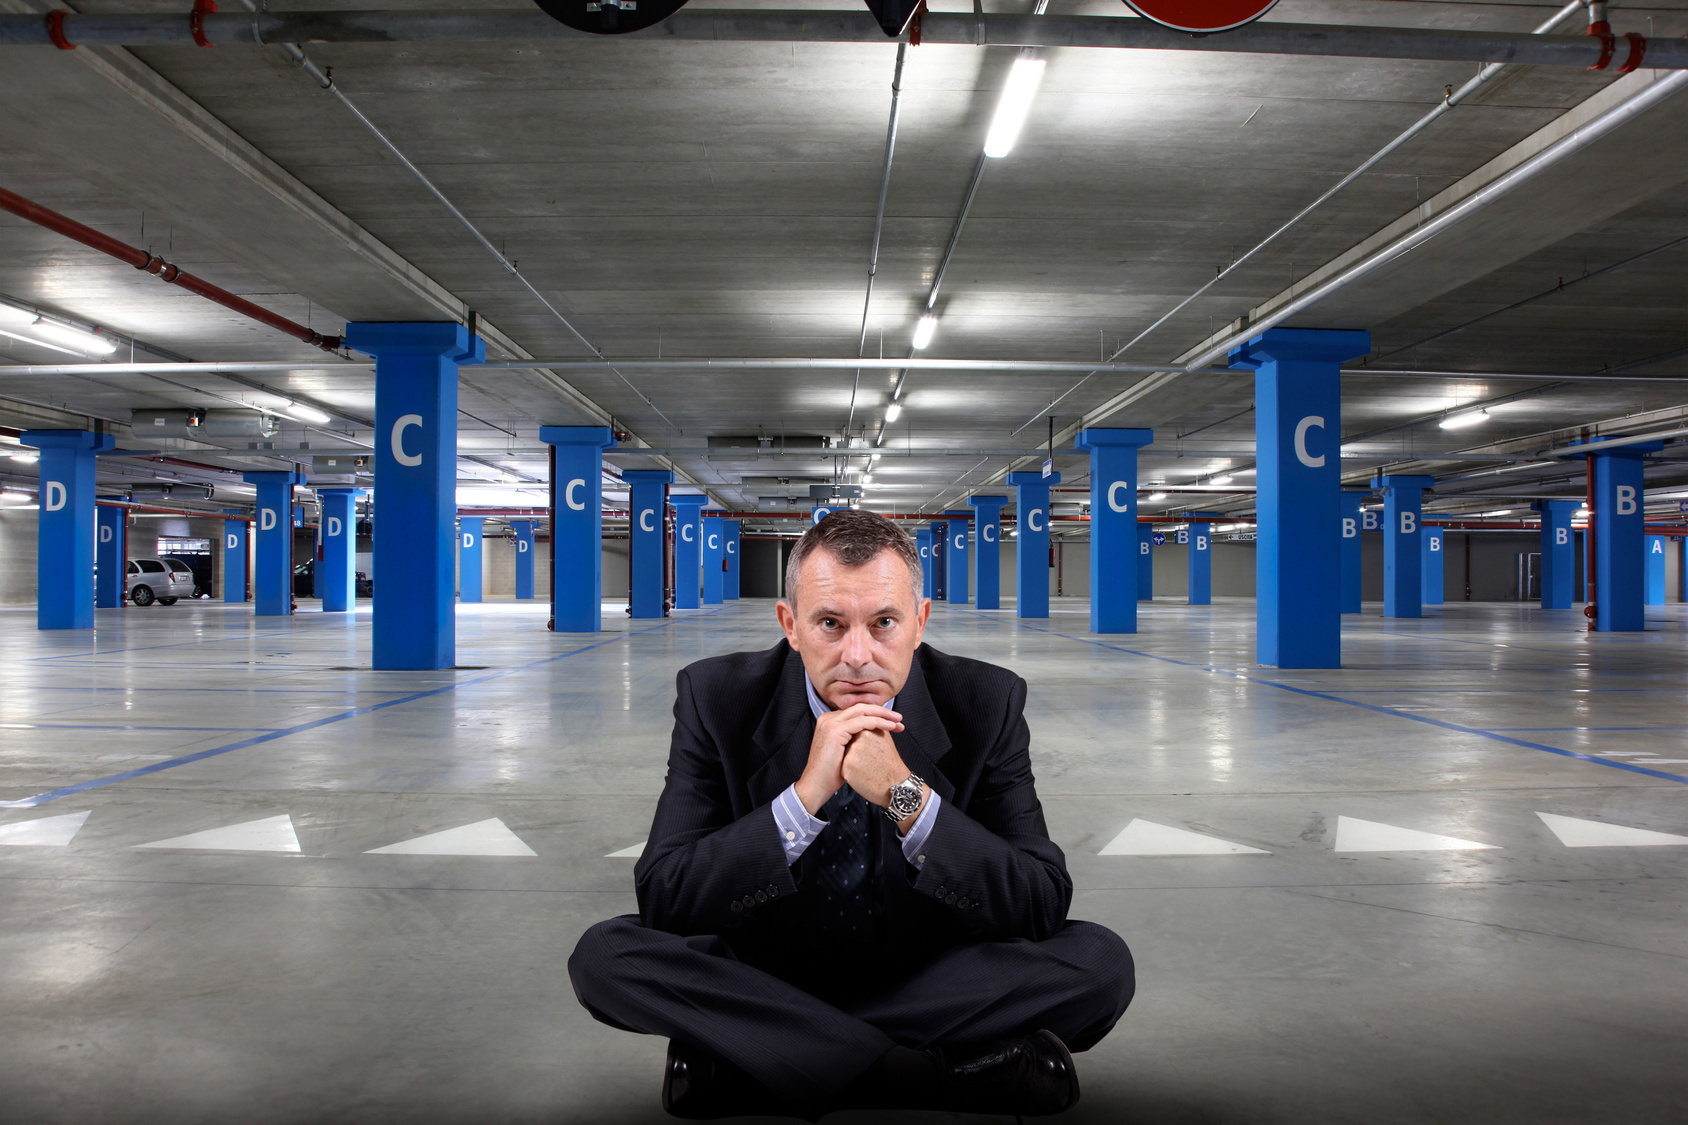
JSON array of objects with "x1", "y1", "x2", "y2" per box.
[{"x1": 840, "y1": 623, "x2": 874, "y2": 667}]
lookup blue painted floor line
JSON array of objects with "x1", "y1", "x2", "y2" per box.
[
  {"x1": 0, "y1": 611, "x2": 718, "y2": 809},
  {"x1": 0, "y1": 723, "x2": 287, "y2": 732},
  {"x1": 957, "y1": 610, "x2": 1688, "y2": 787}
]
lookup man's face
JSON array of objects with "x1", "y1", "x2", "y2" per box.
[{"x1": 775, "y1": 548, "x2": 930, "y2": 709}]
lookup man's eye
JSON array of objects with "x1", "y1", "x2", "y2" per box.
[
  {"x1": 877, "y1": 618, "x2": 896, "y2": 628},
  {"x1": 820, "y1": 618, "x2": 839, "y2": 629}
]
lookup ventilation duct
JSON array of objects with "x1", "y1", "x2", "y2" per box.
[{"x1": 131, "y1": 408, "x2": 280, "y2": 440}]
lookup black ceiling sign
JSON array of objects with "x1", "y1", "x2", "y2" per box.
[
  {"x1": 533, "y1": 0, "x2": 691, "y2": 35},
  {"x1": 863, "y1": 0, "x2": 925, "y2": 38}
]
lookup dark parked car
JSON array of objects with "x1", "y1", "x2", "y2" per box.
[{"x1": 292, "y1": 560, "x2": 373, "y2": 599}]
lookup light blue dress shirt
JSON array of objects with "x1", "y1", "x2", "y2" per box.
[{"x1": 770, "y1": 675, "x2": 940, "y2": 870}]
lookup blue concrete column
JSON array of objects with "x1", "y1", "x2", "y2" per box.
[
  {"x1": 1137, "y1": 524, "x2": 1154, "y2": 601},
  {"x1": 943, "y1": 511, "x2": 971, "y2": 604},
  {"x1": 810, "y1": 502, "x2": 838, "y2": 526},
  {"x1": 223, "y1": 516, "x2": 248, "y2": 603},
  {"x1": 1074, "y1": 428, "x2": 1154, "y2": 634},
  {"x1": 1646, "y1": 534, "x2": 1667, "y2": 606},
  {"x1": 1371, "y1": 474, "x2": 1435, "y2": 619},
  {"x1": 624, "y1": 470, "x2": 672, "y2": 618},
  {"x1": 344, "y1": 321, "x2": 486, "y2": 670},
  {"x1": 1184, "y1": 514, "x2": 1219, "y2": 606},
  {"x1": 916, "y1": 527, "x2": 935, "y2": 599},
  {"x1": 670, "y1": 494, "x2": 708, "y2": 609},
  {"x1": 1230, "y1": 328, "x2": 1368, "y2": 668},
  {"x1": 702, "y1": 516, "x2": 725, "y2": 605},
  {"x1": 21, "y1": 430, "x2": 114, "y2": 629},
  {"x1": 724, "y1": 520, "x2": 741, "y2": 600},
  {"x1": 540, "y1": 426, "x2": 617, "y2": 632},
  {"x1": 1580, "y1": 438, "x2": 1661, "y2": 632},
  {"x1": 458, "y1": 516, "x2": 484, "y2": 603},
  {"x1": 317, "y1": 488, "x2": 362, "y2": 612},
  {"x1": 969, "y1": 495, "x2": 1007, "y2": 609},
  {"x1": 242, "y1": 470, "x2": 306, "y2": 617},
  {"x1": 96, "y1": 502, "x2": 126, "y2": 609},
  {"x1": 1340, "y1": 491, "x2": 1365, "y2": 614},
  {"x1": 1422, "y1": 525, "x2": 1445, "y2": 606},
  {"x1": 1007, "y1": 471, "x2": 1057, "y2": 618},
  {"x1": 1532, "y1": 500, "x2": 1578, "y2": 609},
  {"x1": 510, "y1": 521, "x2": 537, "y2": 600}
]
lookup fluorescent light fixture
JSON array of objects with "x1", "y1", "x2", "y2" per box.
[
  {"x1": 1211, "y1": 474, "x2": 1233, "y2": 485},
  {"x1": 9, "y1": 451, "x2": 38, "y2": 463},
  {"x1": 870, "y1": 452, "x2": 882, "y2": 461},
  {"x1": 282, "y1": 401, "x2": 332, "y2": 425},
  {"x1": 911, "y1": 314, "x2": 938, "y2": 350},
  {"x1": 861, "y1": 473, "x2": 872, "y2": 485},
  {"x1": 1439, "y1": 408, "x2": 1489, "y2": 430},
  {"x1": 885, "y1": 401, "x2": 904, "y2": 423},
  {"x1": 1147, "y1": 492, "x2": 1167, "y2": 502},
  {"x1": 0, "y1": 305, "x2": 34, "y2": 328},
  {"x1": 1475, "y1": 509, "x2": 1513, "y2": 517},
  {"x1": 983, "y1": 52, "x2": 1046, "y2": 159},
  {"x1": 28, "y1": 319, "x2": 118, "y2": 355}
]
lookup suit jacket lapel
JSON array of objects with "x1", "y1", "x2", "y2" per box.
[
  {"x1": 890, "y1": 652, "x2": 954, "y2": 804},
  {"x1": 747, "y1": 644, "x2": 815, "y2": 807}
]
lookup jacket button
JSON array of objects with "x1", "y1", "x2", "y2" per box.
[
  {"x1": 755, "y1": 890, "x2": 767, "y2": 903},
  {"x1": 957, "y1": 897, "x2": 969, "y2": 909},
  {"x1": 945, "y1": 893, "x2": 957, "y2": 905},
  {"x1": 730, "y1": 900, "x2": 743, "y2": 913},
  {"x1": 767, "y1": 884, "x2": 778, "y2": 897},
  {"x1": 934, "y1": 887, "x2": 946, "y2": 900},
  {"x1": 743, "y1": 895, "x2": 755, "y2": 908}
]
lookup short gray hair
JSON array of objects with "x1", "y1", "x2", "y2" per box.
[{"x1": 784, "y1": 508, "x2": 924, "y2": 607}]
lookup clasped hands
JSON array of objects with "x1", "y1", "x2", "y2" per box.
[{"x1": 795, "y1": 703, "x2": 928, "y2": 835}]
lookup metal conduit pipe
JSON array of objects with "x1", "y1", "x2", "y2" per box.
[
  {"x1": 0, "y1": 186, "x2": 343, "y2": 352},
  {"x1": 845, "y1": 41, "x2": 908, "y2": 438},
  {"x1": 3, "y1": 11, "x2": 1683, "y2": 67},
  {"x1": 1009, "y1": 0, "x2": 1591, "y2": 435},
  {"x1": 6, "y1": 358, "x2": 1688, "y2": 382},
  {"x1": 1187, "y1": 67, "x2": 1688, "y2": 370}
]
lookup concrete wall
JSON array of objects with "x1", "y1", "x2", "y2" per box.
[
  {"x1": 0, "y1": 507, "x2": 38, "y2": 605},
  {"x1": 1148, "y1": 540, "x2": 1257, "y2": 598},
  {"x1": 482, "y1": 534, "x2": 630, "y2": 600}
]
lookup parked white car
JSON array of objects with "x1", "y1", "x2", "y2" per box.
[{"x1": 126, "y1": 557, "x2": 193, "y2": 606}]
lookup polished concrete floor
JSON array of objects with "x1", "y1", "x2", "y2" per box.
[{"x1": 2, "y1": 595, "x2": 1685, "y2": 1124}]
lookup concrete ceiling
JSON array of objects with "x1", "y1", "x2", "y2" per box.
[{"x1": 0, "y1": 0, "x2": 1685, "y2": 525}]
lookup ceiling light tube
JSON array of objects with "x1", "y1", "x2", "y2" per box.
[
  {"x1": 911, "y1": 314, "x2": 938, "y2": 350},
  {"x1": 28, "y1": 318, "x2": 118, "y2": 355},
  {"x1": 885, "y1": 401, "x2": 903, "y2": 423},
  {"x1": 1211, "y1": 474, "x2": 1233, "y2": 485},
  {"x1": 1147, "y1": 492, "x2": 1167, "y2": 502},
  {"x1": 282, "y1": 402, "x2": 332, "y2": 425},
  {"x1": 1439, "y1": 408, "x2": 1489, "y2": 430},
  {"x1": 983, "y1": 52, "x2": 1046, "y2": 159}
]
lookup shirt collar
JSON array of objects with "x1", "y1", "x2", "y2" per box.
[{"x1": 804, "y1": 672, "x2": 893, "y2": 719}]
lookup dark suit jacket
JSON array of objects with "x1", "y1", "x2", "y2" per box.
[{"x1": 634, "y1": 640, "x2": 1072, "y2": 963}]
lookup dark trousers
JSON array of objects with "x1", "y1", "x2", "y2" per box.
[{"x1": 568, "y1": 916, "x2": 1135, "y2": 1107}]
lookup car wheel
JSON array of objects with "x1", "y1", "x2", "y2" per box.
[
  {"x1": 158, "y1": 597, "x2": 178, "y2": 605},
  {"x1": 131, "y1": 586, "x2": 155, "y2": 606}
]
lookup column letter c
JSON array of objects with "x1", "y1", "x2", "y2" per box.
[
  {"x1": 1107, "y1": 481, "x2": 1130, "y2": 513},
  {"x1": 639, "y1": 508, "x2": 655, "y2": 532},
  {"x1": 1028, "y1": 509, "x2": 1044, "y2": 532},
  {"x1": 1294, "y1": 416, "x2": 1326, "y2": 468},
  {"x1": 392, "y1": 414, "x2": 423, "y2": 467},
  {"x1": 566, "y1": 479, "x2": 586, "y2": 511}
]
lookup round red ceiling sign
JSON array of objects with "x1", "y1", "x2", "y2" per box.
[{"x1": 1123, "y1": 0, "x2": 1279, "y2": 33}]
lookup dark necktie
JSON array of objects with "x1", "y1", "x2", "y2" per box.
[{"x1": 814, "y1": 786, "x2": 874, "y2": 943}]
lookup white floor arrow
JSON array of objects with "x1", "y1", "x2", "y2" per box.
[
  {"x1": 605, "y1": 841, "x2": 645, "y2": 858},
  {"x1": 1334, "y1": 816, "x2": 1498, "y2": 853},
  {"x1": 136, "y1": 814, "x2": 301, "y2": 853},
  {"x1": 366, "y1": 818, "x2": 537, "y2": 856},
  {"x1": 1099, "y1": 819, "x2": 1269, "y2": 856},
  {"x1": 0, "y1": 810, "x2": 91, "y2": 847},
  {"x1": 1537, "y1": 812, "x2": 1688, "y2": 848}
]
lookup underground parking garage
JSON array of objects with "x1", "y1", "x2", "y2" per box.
[{"x1": 2, "y1": 1, "x2": 1688, "y2": 1121}]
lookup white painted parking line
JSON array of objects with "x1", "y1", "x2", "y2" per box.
[
  {"x1": 1098, "y1": 819, "x2": 1269, "y2": 856},
  {"x1": 366, "y1": 818, "x2": 537, "y2": 856},
  {"x1": 1334, "y1": 816, "x2": 1499, "y2": 853},
  {"x1": 1536, "y1": 812, "x2": 1688, "y2": 848},
  {"x1": 135, "y1": 815, "x2": 301, "y2": 853},
  {"x1": 0, "y1": 810, "x2": 90, "y2": 847},
  {"x1": 605, "y1": 841, "x2": 645, "y2": 858}
]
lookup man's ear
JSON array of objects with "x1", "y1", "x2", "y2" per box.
[
  {"x1": 775, "y1": 599, "x2": 801, "y2": 651},
  {"x1": 912, "y1": 596, "x2": 930, "y2": 646}
]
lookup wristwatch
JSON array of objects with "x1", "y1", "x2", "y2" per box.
[{"x1": 884, "y1": 774, "x2": 926, "y2": 823}]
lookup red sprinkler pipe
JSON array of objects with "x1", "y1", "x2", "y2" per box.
[{"x1": 0, "y1": 186, "x2": 343, "y2": 353}]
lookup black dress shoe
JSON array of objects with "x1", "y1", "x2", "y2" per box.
[
  {"x1": 937, "y1": 1029, "x2": 1080, "y2": 1116},
  {"x1": 662, "y1": 1039, "x2": 812, "y2": 1120}
]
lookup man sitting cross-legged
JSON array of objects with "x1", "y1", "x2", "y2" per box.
[{"x1": 570, "y1": 508, "x2": 1134, "y2": 1119}]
